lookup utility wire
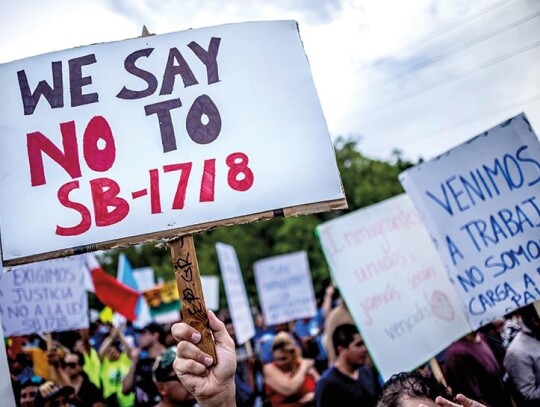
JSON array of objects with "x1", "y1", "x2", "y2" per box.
[
  {"x1": 358, "y1": 40, "x2": 540, "y2": 116},
  {"x1": 360, "y1": 0, "x2": 513, "y2": 78},
  {"x1": 405, "y1": 93, "x2": 540, "y2": 157},
  {"x1": 394, "y1": 0, "x2": 513, "y2": 55},
  {"x1": 362, "y1": 11, "x2": 540, "y2": 95}
]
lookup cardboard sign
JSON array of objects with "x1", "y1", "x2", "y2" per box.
[
  {"x1": 0, "y1": 20, "x2": 345, "y2": 266},
  {"x1": 317, "y1": 194, "x2": 470, "y2": 380},
  {"x1": 254, "y1": 251, "x2": 316, "y2": 326},
  {"x1": 400, "y1": 113, "x2": 540, "y2": 329},
  {"x1": 216, "y1": 242, "x2": 255, "y2": 345},
  {"x1": 0, "y1": 256, "x2": 89, "y2": 335}
]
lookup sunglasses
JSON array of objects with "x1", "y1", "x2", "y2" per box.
[{"x1": 62, "y1": 362, "x2": 78, "y2": 369}]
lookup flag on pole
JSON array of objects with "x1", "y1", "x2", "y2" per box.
[
  {"x1": 117, "y1": 253, "x2": 152, "y2": 327},
  {"x1": 86, "y1": 254, "x2": 140, "y2": 321}
]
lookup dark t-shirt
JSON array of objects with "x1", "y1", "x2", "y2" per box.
[
  {"x1": 315, "y1": 365, "x2": 380, "y2": 407},
  {"x1": 73, "y1": 375, "x2": 104, "y2": 407},
  {"x1": 133, "y1": 357, "x2": 160, "y2": 407}
]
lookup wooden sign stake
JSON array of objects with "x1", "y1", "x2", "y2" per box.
[
  {"x1": 429, "y1": 357, "x2": 446, "y2": 387},
  {"x1": 170, "y1": 235, "x2": 217, "y2": 364}
]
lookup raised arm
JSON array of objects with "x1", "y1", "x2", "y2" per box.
[{"x1": 172, "y1": 310, "x2": 237, "y2": 407}]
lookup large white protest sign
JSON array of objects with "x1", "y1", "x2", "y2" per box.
[
  {"x1": 400, "y1": 113, "x2": 540, "y2": 329},
  {"x1": 0, "y1": 256, "x2": 89, "y2": 335},
  {"x1": 317, "y1": 194, "x2": 470, "y2": 380},
  {"x1": 0, "y1": 20, "x2": 345, "y2": 266},
  {"x1": 254, "y1": 251, "x2": 316, "y2": 326},
  {"x1": 216, "y1": 243, "x2": 254, "y2": 345}
]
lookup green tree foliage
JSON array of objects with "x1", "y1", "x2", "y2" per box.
[{"x1": 98, "y1": 138, "x2": 416, "y2": 310}]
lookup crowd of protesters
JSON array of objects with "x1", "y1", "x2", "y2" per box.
[{"x1": 6, "y1": 282, "x2": 540, "y2": 406}]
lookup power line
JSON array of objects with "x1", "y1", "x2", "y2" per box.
[
  {"x1": 362, "y1": 10, "x2": 540, "y2": 95},
  {"x1": 360, "y1": 0, "x2": 513, "y2": 79},
  {"x1": 408, "y1": 93, "x2": 540, "y2": 151},
  {"x1": 358, "y1": 40, "x2": 540, "y2": 116},
  {"x1": 387, "y1": 0, "x2": 513, "y2": 58}
]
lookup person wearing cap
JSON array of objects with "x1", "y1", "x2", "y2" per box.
[
  {"x1": 34, "y1": 380, "x2": 75, "y2": 407},
  {"x1": 20, "y1": 375, "x2": 45, "y2": 407},
  {"x1": 153, "y1": 347, "x2": 197, "y2": 407},
  {"x1": 122, "y1": 322, "x2": 166, "y2": 407}
]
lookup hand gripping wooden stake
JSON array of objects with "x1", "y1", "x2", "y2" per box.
[{"x1": 170, "y1": 235, "x2": 217, "y2": 365}]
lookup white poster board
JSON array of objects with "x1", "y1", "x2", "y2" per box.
[
  {"x1": 0, "y1": 20, "x2": 345, "y2": 266},
  {"x1": 400, "y1": 113, "x2": 540, "y2": 329},
  {"x1": 201, "y1": 275, "x2": 220, "y2": 312},
  {"x1": 317, "y1": 194, "x2": 470, "y2": 380},
  {"x1": 0, "y1": 256, "x2": 89, "y2": 335},
  {"x1": 216, "y1": 243, "x2": 254, "y2": 345},
  {"x1": 254, "y1": 251, "x2": 316, "y2": 326}
]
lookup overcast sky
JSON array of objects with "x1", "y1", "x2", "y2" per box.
[{"x1": 1, "y1": 0, "x2": 539, "y2": 161}]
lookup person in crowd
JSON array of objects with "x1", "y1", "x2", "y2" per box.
[
  {"x1": 322, "y1": 293, "x2": 354, "y2": 365},
  {"x1": 60, "y1": 351, "x2": 104, "y2": 407},
  {"x1": 163, "y1": 323, "x2": 179, "y2": 348},
  {"x1": 171, "y1": 315, "x2": 488, "y2": 407},
  {"x1": 478, "y1": 318, "x2": 507, "y2": 368},
  {"x1": 258, "y1": 322, "x2": 295, "y2": 365},
  {"x1": 152, "y1": 347, "x2": 197, "y2": 407},
  {"x1": 172, "y1": 309, "x2": 237, "y2": 407},
  {"x1": 444, "y1": 331, "x2": 512, "y2": 407},
  {"x1": 263, "y1": 331, "x2": 319, "y2": 406},
  {"x1": 122, "y1": 322, "x2": 166, "y2": 407},
  {"x1": 294, "y1": 286, "x2": 331, "y2": 375},
  {"x1": 34, "y1": 381, "x2": 75, "y2": 407},
  {"x1": 504, "y1": 303, "x2": 540, "y2": 405},
  {"x1": 502, "y1": 310, "x2": 523, "y2": 348},
  {"x1": 376, "y1": 371, "x2": 487, "y2": 407},
  {"x1": 20, "y1": 375, "x2": 45, "y2": 407},
  {"x1": 294, "y1": 283, "x2": 334, "y2": 373},
  {"x1": 251, "y1": 310, "x2": 274, "y2": 403},
  {"x1": 23, "y1": 334, "x2": 53, "y2": 381},
  {"x1": 315, "y1": 323, "x2": 380, "y2": 407},
  {"x1": 90, "y1": 320, "x2": 113, "y2": 351},
  {"x1": 74, "y1": 329, "x2": 102, "y2": 390},
  {"x1": 10, "y1": 353, "x2": 35, "y2": 383},
  {"x1": 98, "y1": 326, "x2": 134, "y2": 407},
  {"x1": 223, "y1": 316, "x2": 257, "y2": 406}
]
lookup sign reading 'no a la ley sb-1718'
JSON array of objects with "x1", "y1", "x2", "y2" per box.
[{"x1": 0, "y1": 21, "x2": 346, "y2": 266}]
